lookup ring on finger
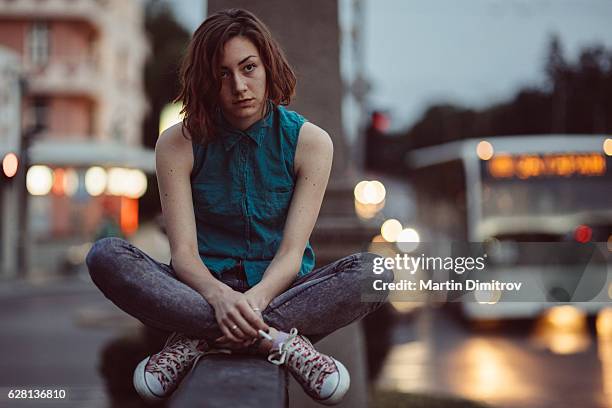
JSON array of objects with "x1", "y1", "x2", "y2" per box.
[{"x1": 230, "y1": 324, "x2": 239, "y2": 331}]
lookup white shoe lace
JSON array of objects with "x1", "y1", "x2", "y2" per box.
[
  {"x1": 148, "y1": 333, "x2": 205, "y2": 388},
  {"x1": 267, "y1": 328, "x2": 329, "y2": 392}
]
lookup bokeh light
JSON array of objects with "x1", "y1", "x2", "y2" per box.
[
  {"x1": 396, "y1": 228, "x2": 420, "y2": 253},
  {"x1": 543, "y1": 305, "x2": 586, "y2": 330},
  {"x1": 124, "y1": 169, "x2": 148, "y2": 199},
  {"x1": 2, "y1": 153, "x2": 18, "y2": 178},
  {"x1": 364, "y1": 180, "x2": 386, "y2": 204},
  {"x1": 534, "y1": 305, "x2": 590, "y2": 355},
  {"x1": 354, "y1": 180, "x2": 386, "y2": 220},
  {"x1": 476, "y1": 140, "x2": 494, "y2": 160},
  {"x1": 604, "y1": 138, "x2": 612, "y2": 156},
  {"x1": 63, "y1": 168, "x2": 79, "y2": 196},
  {"x1": 598, "y1": 308, "x2": 612, "y2": 338},
  {"x1": 85, "y1": 166, "x2": 107, "y2": 196},
  {"x1": 381, "y1": 219, "x2": 403, "y2": 242},
  {"x1": 475, "y1": 289, "x2": 502, "y2": 304},
  {"x1": 26, "y1": 165, "x2": 53, "y2": 196},
  {"x1": 354, "y1": 180, "x2": 386, "y2": 205},
  {"x1": 574, "y1": 225, "x2": 592, "y2": 243},
  {"x1": 107, "y1": 167, "x2": 129, "y2": 196}
]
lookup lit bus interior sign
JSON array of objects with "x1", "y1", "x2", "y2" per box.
[{"x1": 486, "y1": 153, "x2": 607, "y2": 179}]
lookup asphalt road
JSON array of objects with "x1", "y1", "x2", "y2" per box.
[
  {"x1": 0, "y1": 278, "x2": 144, "y2": 408},
  {"x1": 378, "y1": 305, "x2": 609, "y2": 408},
  {"x1": 1, "y1": 276, "x2": 609, "y2": 408}
]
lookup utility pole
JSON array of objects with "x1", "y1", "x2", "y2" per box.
[{"x1": 15, "y1": 79, "x2": 43, "y2": 278}]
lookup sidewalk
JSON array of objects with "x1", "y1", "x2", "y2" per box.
[{"x1": 0, "y1": 273, "x2": 97, "y2": 300}]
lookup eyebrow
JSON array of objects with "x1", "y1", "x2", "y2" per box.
[{"x1": 220, "y1": 55, "x2": 257, "y2": 69}]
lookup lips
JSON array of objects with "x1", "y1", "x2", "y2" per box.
[{"x1": 234, "y1": 98, "x2": 254, "y2": 105}]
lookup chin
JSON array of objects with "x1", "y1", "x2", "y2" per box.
[{"x1": 237, "y1": 104, "x2": 262, "y2": 115}]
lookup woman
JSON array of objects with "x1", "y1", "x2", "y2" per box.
[{"x1": 86, "y1": 8, "x2": 392, "y2": 405}]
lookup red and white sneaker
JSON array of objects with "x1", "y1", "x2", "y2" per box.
[
  {"x1": 133, "y1": 332, "x2": 209, "y2": 401},
  {"x1": 264, "y1": 328, "x2": 350, "y2": 405}
]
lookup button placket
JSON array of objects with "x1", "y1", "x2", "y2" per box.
[{"x1": 240, "y1": 139, "x2": 251, "y2": 252}]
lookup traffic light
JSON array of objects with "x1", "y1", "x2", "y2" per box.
[
  {"x1": 364, "y1": 111, "x2": 390, "y2": 172},
  {"x1": 2, "y1": 152, "x2": 19, "y2": 183},
  {"x1": 363, "y1": 111, "x2": 407, "y2": 175}
]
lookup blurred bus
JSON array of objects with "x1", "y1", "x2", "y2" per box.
[{"x1": 407, "y1": 135, "x2": 612, "y2": 319}]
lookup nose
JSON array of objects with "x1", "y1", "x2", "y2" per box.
[{"x1": 232, "y1": 73, "x2": 248, "y2": 94}]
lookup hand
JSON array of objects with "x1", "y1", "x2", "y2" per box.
[
  {"x1": 205, "y1": 285, "x2": 269, "y2": 344},
  {"x1": 212, "y1": 289, "x2": 270, "y2": 348},
  {"x1": 244, "y1": 288, "x2": 271, "y2": 314}
]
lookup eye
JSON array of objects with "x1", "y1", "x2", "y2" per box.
[
  {"x1": 220, "y1": 71, "x2": 229, "y2": 79},
  {"x1": 244, "y1": 63, "x2": 256, "y2": 73}
]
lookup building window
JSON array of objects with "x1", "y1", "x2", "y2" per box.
[
  {"x1": 29, "y1": 97, "x2": 49, "y2": 132},
  {"x1": 28, "y1": 22, "x2": 50, "y2": 67}
]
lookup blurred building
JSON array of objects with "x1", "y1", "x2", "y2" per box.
[
  {"x1": 0, "y1": 45, "x2": 21, "y2": 277},
  {"x1": 0, "y1": 0, "x2": 153, "y2": 278}
]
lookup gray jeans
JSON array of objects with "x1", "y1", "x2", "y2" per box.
[{"x1": 86, "y1": 237, "x2": 393, "y2": 345}]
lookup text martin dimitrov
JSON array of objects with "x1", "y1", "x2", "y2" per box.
[{"x1": 372, "y1": 279, "x2": 523, "y2": 292}]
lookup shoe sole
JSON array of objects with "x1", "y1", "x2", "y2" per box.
[
  {"x1": 318, "y1": 358, "x2": 351, "y2": 406},
  {"x1": 133, "y1": 356, "x2": 165, "y2": 402},
  {"x1": 133, "y1": 350, "x2": 231, "y2": 402}
]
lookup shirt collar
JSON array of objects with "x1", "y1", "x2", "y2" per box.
[{"x1": 218, "y1": 100, "x2": 274, "y2": 152}]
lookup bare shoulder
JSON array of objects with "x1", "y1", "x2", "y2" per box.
[
  {"x1": 155, "y1": 122, "x2": 194, "y2": 171},
  {"x1": 295, "y1": 122, "x2": 333, "y2": 172},
  {"x1": 297, "y1": 122, "x2": 333, "y2": 152},
  {"x1": 156, "y1": 122, "x2": 192, "y2": 155}
]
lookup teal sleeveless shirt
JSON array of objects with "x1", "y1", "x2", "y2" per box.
[{"x1": 190, "y1": 102, "x2": 316, "y2": 287}]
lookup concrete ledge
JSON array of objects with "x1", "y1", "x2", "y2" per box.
[{"x1": 169, "y1": 354, "x2": 288, "y2": 408}]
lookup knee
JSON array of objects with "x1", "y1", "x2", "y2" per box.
[
  {"x1": 357, "y1": 252, "x2": 395, "y2": 284},
  {"x1": 86, "y1": 237, "x2": 129, "y2": 280},
  {"x1": 358, "y1": 252, "x2": 395, "y2": 310}
]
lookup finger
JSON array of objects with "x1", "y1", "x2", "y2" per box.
[
  {"x1": 229, "y1": 309, "x2": 259, "y2": 338},
  {"x1": 237, "y1": 303, "x2": 270, "y2": 332},
  {"x1": 220, "y1": 318, "x2": 242, "y2": 342},
  {"x1": 227, "y1": 320, "x2": 247, "y2": 340}
]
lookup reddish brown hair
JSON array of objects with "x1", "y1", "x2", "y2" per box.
[{"x1": 175, "y1": 8, "x2": 296, "y2": 145}]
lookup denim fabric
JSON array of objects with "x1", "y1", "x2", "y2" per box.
[
  {"x1": 190, "y1": 101, "x2": 315, "y2": 287},
  {"x1": 86, "y1": 237, "x2": 393, "y2": 344}
]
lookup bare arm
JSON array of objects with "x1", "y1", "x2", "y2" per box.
[
  {"x1": 156, "y1": 124, "x2": 222, "y2": 297},
  {"x1": 246, "y1": 122, "x2": 334, "y2": 309},
  {"x1": 156, "y1": 124, "x2": 268, "y2": 342}
]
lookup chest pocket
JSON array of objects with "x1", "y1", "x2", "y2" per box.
[
  {"x1": 251, "y1": 187, "x2": 294, "y2": 231},
  {"x1": 192, "y1": 183, "x2": 242, "y2": 228}
]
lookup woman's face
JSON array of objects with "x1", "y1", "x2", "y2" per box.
[{"x1": 217, "y1": 36, "x2": 267, "y2": 130}]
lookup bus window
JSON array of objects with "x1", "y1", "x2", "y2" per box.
[{"x1": 410, "y1": 159, "x2": 468, "y2": 241}]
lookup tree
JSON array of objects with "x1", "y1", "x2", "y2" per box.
[
  {"x1": 395, "y1": 36, "x2": 612, "y2": 155},
  {"x1": 139, "y1": 0, "x2": 191, "y2": 220},
  {"x1": 142, "y1": 0, "x2": 191, "y2": 149}
]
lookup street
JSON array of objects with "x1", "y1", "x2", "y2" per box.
[
  {"x1": 379, "y1": 305, "x2": 608, "y2": 408},
  {"x1": 0, "y1": 277, "x2": 610, "y2": 408},
  {"x1": 0, "y1": 277, "x2": 147, "y2": 407}
]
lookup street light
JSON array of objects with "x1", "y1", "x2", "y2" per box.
[{"x1": 2, "y1": 153, "x2": 18, "y2": 179}]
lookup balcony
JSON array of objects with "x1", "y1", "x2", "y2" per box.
[
  {"x1": 24, "y1": 57, "x2": 102, "y2": 98},
  {"x1": 0, "y1": 0, "x2": 105, "y2": 28}
]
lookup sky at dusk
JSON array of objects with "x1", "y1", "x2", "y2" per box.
[{"x1": 169, "y1": 0, "x2": 612, "y2": 135}]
